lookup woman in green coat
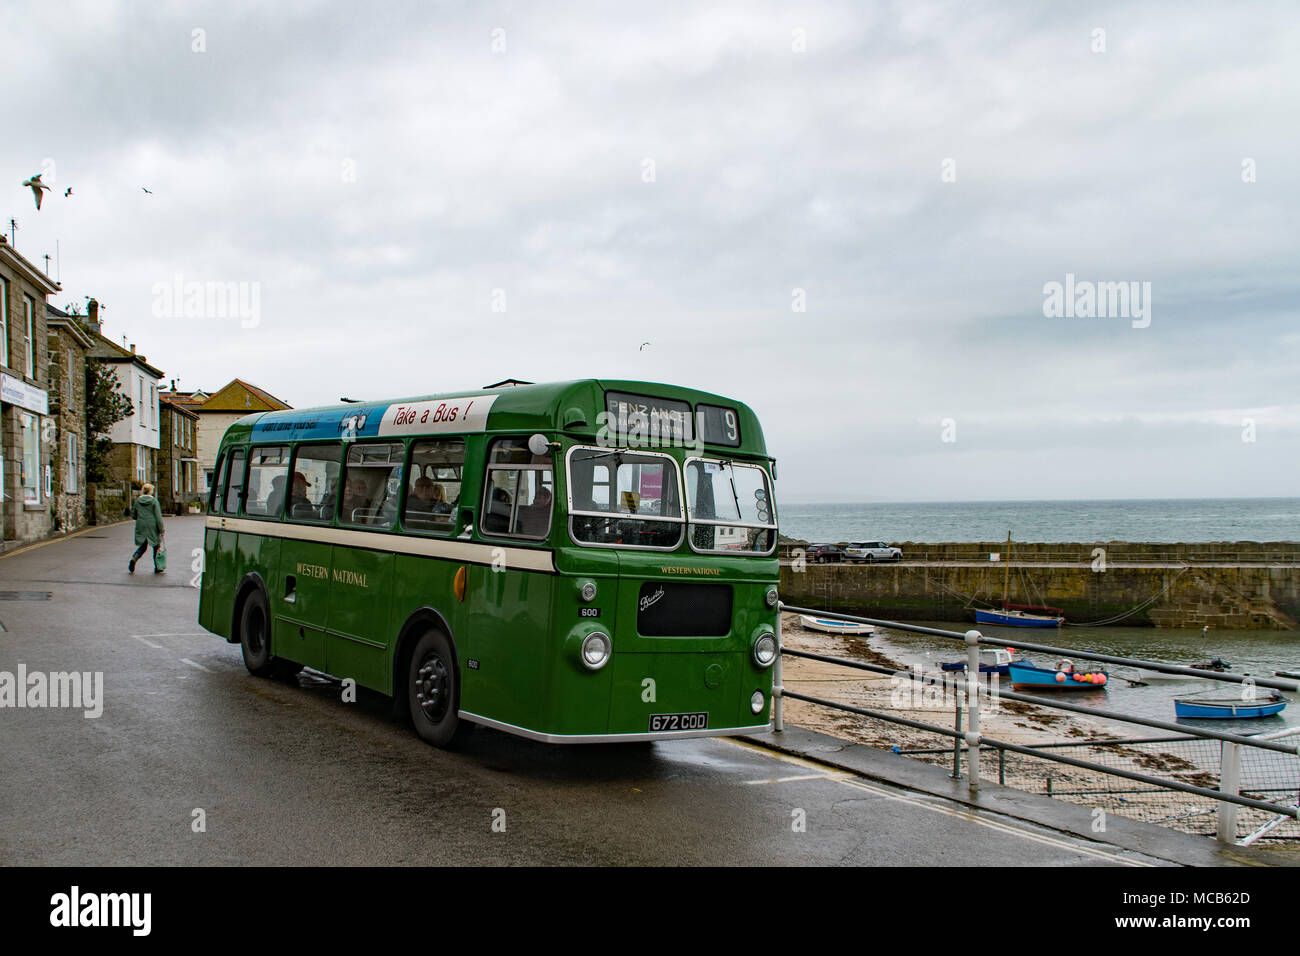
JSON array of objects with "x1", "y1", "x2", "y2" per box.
[{"x1": 129, "y1": 482, "x2": 166, "y2": 574}]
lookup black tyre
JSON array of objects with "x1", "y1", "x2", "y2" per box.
[
  {"x1": 407, "y1": 628, "x2": 474, "y2": 749},
  {"x1": 864, "y1": 554, "x2": 875, "y2": 563},
  {"x1": 239, "y1": 590, "x2": 275, "y2": 677}
]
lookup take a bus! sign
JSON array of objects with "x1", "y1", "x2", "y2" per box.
[
  {"x1": 251, "y1": 395, "x2": 499, "y2": 442},
  {"x1": 378, "y1": 396, "x2": 497, "y2": 436}
]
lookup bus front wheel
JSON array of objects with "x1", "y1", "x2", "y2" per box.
[{"x1": 407, "y1": 628, "x2": 474, "y2": 749}]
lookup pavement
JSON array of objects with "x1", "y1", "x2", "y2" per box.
[{"x1": 0, "y1": 516, "x2": 1287, "y2": 866}]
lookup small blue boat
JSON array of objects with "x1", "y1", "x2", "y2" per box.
[
  {"x1": 1007, "y1": 659, "x2": 1108, "y2": 690},
  {"x1": 974, "y1": 608, "x2": 1064, "y2": 628},
  {"x1": 940, "y1": 648, "x2": 1016, "y2": 676},
  {"x1": 1173, "y1": 695, "x2": 1288, "y2": 719}
]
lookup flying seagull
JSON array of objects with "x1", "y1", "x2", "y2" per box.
[
  {"x1": 64, "y1": 187, "x2": 73, "y2": 197},
  {"x1": 141, "y1": 186, "x2": 153, "y2": 195},
  {"x1": 639, "y1": 342, "x2": 651, "y2": 351},
  {"x1": 21, "y1": 174, "x2": 50, "y2": 210}
]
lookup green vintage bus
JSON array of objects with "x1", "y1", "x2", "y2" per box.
[{"x1": 198, "y1": 380, "x2": 780, "y2": 748}]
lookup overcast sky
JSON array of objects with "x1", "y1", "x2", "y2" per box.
[{"x1": 6, "y1": 0, "x2": 1297, "y2": 502}]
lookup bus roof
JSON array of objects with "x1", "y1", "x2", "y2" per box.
[{"x1": 217, "y1": 379, "x2": 770, "y2": 457}]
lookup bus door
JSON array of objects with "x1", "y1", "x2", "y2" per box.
[
  {"x1": 325, "y1": 442, "x2": 403, "y2": 690},
  {"x1": 466, "y1": 438, "x2": 556, "y2": 729},
  {"x1": 273, "y1": 443, "x2": 340, "y2": 672},
  {"x1": 205, "y1": 449, "x2": 246, "y2": 638},
  {"x1": 198, "y1": 451, "x2": 228, "y2": 633}
]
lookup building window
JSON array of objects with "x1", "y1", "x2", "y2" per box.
[
  {"x1": 21, "y1": 414, "x2": 39, "y2": 503},
  {"x1": 151, "y1": 384, "x2": 157, "y2": 428},
  {"x1": 24, "y1": 297, "x2": 35, "y2": 378},
  {"x1": 138, "y1": 377, "x2": 144, "y2": 424},
  {"x1": 67, "y1": 350, "x2": 74, "y2": 391},
  {"x1": 68, "y1": 433, "x2": 79, "y2": 494},
  {"x1": 137, "y1": 446, "x2": 145, "y2": 482}
]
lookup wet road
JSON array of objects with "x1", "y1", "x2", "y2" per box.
[{"x1": 0, "y1": 518, "x2": 1171, "y2": 866}]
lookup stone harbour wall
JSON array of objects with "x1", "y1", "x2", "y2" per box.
[{"x1": 778, "y1": 553, "x2": 1300, "y2": 630}]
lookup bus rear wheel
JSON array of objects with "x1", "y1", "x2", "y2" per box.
[
  {"x1": 239, "y1": 590, "x2": 276, "y2": 677},
  {"x1": 407, "y1": 628, "x2": 474, "y2": 749}
]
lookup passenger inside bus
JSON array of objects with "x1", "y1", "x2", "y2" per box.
[
  {"x1": 406, "y1": 477, "x2": 454, "y2": 528},
  {"x1": 264, "y1": 474, "x2": 287, "y2": 519},
  {"x1": 289, "y1": 471, "x2": 312, "y2": 518},
  {"x1": 516, "y1": 484, "x2": 552, "y2": 537},
  {"x1": 341, "y1": 477, "x2": 366, "y2": 522},
  {"x1": 484, "y1": 486, "x2": 513, "y2": 532}
]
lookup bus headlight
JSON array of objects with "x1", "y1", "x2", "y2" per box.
[
  {"x1": 750, "y1": 690, "x2": 766, "y2": 714},
  {"x1": 752, "y1": 630, "x2": 777, "y2": 668},
  {"x1": 580, "y1": 632, "x2": 612, "y2": 671},
  {"x1": 765, "y1": 587, "x2": 778, "y2": 608}
]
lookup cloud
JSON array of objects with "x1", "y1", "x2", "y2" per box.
[{"x1": 5, "y1": 0, "x2": 1297, "y2": 502}]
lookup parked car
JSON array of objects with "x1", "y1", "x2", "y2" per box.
[
  {"x1": 845, "y1": 541, "x2": 903, "y2": 563},
  {"x1": 806, "y1": 544, "x2": 845, "y2": 564}
]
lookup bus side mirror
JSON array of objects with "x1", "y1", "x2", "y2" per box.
[{"x1": 528, "y1": 433, "x2": 556, "y2": 457}]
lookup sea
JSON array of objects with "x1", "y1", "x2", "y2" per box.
[{"x1": 778, "y1": 498, "x2": 1300, "y2": 544}]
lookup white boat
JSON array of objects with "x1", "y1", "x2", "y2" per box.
[
  {"x1": 799, "y1": 614, "x2": 875, "y2": 636},
  {"x1": 1120, "y1": 658, "x2": 1231, "y2": 683}
]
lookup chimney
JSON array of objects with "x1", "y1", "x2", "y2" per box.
[
  {"x1": 130, "y1": 343, "x2": 136, "y2": 354},
  {"x1": 86, "y1": 298, "x2": 100, "y2": 332}
]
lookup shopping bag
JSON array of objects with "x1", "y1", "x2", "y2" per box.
[{"x1": 155, "y1": 541, "x2": 168, "y2": 571}]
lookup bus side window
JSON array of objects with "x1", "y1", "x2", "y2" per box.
[
  {"x1": 340, "y1": 442, "x2": 404, "y2": 529},
  {"x1": 481, "y1": 438, "x2": 552, "y2": 540},
  {"x1": 244, "y1": 446, "x2": 291, "y2": 518},
  {"x1": 223, "y1": 449, "x2": 247, "y2": 515},
  {"x1": 287, "y1": 443, "x2": 342, "y2": 523},
  {"x1": 208, "y1": 453, "x2": 227, "y2": 513},
  {"x1": 402, "y1": 439, "x2": 464, "y2": 533}
]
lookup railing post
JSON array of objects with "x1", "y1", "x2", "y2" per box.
[
  {"x1": 773, "y1": 604, "x2": 784, "y2": 733},
  {"x1": 952, "y1": 694, "x2": 962, "y2": 779},
  {"x1": 965, "y1": 629, "x2": 983, "y2": 792},
  {"x1": 1218, "y1": 741, "x2": 1241, "y2": 843}
]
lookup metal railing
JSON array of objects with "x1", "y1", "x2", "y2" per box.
[
  {"x1": 773, "y1": 603, "x2": 1300, "y2": 844},
  {"x1": 778, "y1": 546, "x2": 1300, "y2": 565}
]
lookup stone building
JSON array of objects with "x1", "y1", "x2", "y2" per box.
[
  {"x1": 161, "y1": 379, "x2": 290, "y2": 495},
  {"x1": 86, "y1": 307, "x2": 165, "y2": 493},
  {"x1": 0, "y1": 237, "x2": 59, "y2": 548},
  {"x1": 45, "y1": 304, "x2": 95, "y2": 533},
  {"x1": 158, "y1": 395, "x2": 200, "y2": 513}
]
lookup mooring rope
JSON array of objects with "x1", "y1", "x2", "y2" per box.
[{"x1": 1066, "y1": 566, "x2": 1191, "y2": 627}]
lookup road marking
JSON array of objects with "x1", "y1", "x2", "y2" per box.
[
  {"x1": 833, "y1": 775, "x2": 1153, "y2": 866},
  {"x1": 180, "y1": 658, "x2": 212, "y2": 672},
  {"x1": 727, "y1": 740, "x2": 1155, "y2": 867},
  {"x1": 135, "y1": 632, "x2": 208, "y2": 638},
  {"x1": 744, "y1": 772, "x2": 850, "y2": 785},
  {"x1": 132, "y1": 635, "x2": 164, "y2": 649},
  {"x1": 0, "y1": 519, "x2": 131, "y2": 560}
]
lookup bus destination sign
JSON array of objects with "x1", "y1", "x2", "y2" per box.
[{"x1": 605, "y1": 391, "x2": 693, "y2": 444}]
